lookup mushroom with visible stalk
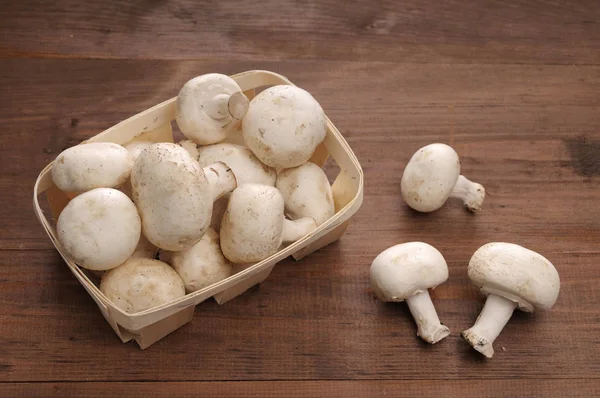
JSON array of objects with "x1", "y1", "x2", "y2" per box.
[
  {"x1": 52, "y1": 142, "x2": 133, "y2": 193},
  {"x1": 159, "y1": 228, "x2": 232, "y2": 293},
  {"x1": 131, "y1": 143, "x2": 236, "y2": 251},
  {"x1": 57, "y1": 188, "x2": 141, "y2": 271},
  {"x1": 176, "y1": 73, "x2": 249, "y2": 145},
  {"x1": 190, "y1": 142, "x2": 277, "y2": 231},
  {"x1": 370, "y1": 242, "x2": 451, "y2": 344},
  {"x1": 276, "y1": 161, "x2": 335, "y2": 226},
  {"x1": 461, "y1": 242, "x2": 560, "y2": 358},
  {"x1": 401, "y1": 143, "x2": 485, "y2": 213},
  {"x1": 220, "y1": 184, "x2": 317, "y2": 263},
  {"x1": 242, "y1": 85, "x2": 327, "y2": 169},
  {"x1": 100, "y1": 258, "x2": 185, "y2": 314}
]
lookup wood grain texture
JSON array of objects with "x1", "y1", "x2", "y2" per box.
[
  {"x1": 2, "y1": 0, "x2": 600, "y2": 396},
  {"x1": 1, "y1": 0, "x2": 599, "y2": 65},
  {"x1": 2, "y1": 380, "x2": 599, "y2": 398}
]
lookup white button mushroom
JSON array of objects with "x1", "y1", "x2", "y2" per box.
[
  {"x1": 196, "y1": 143, "x2": 277, "y2": 187},
  {"x1": 130, "y1": 142, "x2": 236, "y2": 252},
  {"x1": 195, "y1": 142, "x2": 277, "y2": 232},
  {"x1": 401, "y1": 143, "x2": 485, "y2": 213},
  {"x1": 176, "y1": 73, "x2": 249, "y2": 145},
  {"x1": 461, "y1": 242, "x2": 560, "y2": 358},
  {"x1": 130, "y1": 234, "x2": 159, "y2": 260},
  {"x1": 370, "y1": 242, "x2": 451, "y2": 344},
  {"x1": 52, "y1": 142, "x2": 133, "y2": 192},
  {"x1": 242, "y1": 85, "x2": 327, "y2": 169},
  {"x1": 220, "y1": 184, "x2": 317, "y2": 263},
  {"x1": 276, "y1": 161, "x2": 335, "y2": 226},
  {"x1": 159, "y1": 228, "x2": 232, "y2": 293},
  {"x1": 100, "y1": 258, "x2": 185, "y2": 314},
  {"x1": 57, "y1": 188, "x2": 141, "y2": 271},
  {"x1": 123, "y1": 140, "x2": 154, "y2": 162}
]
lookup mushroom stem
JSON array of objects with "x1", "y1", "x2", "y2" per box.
[
  {"x1": 208, "y1": 92, "x2": 249, "y2": 121},
  {"x1": 405, "y1": 290, "x2": 451, "y2": 344},
  {"x1": 461, "y1": 294, "x2": 517, "y2": 358},
  {"x1": 449, "y1": 175, "x2": 485, "y2": 212},
  {"x1": 282, "y1": 217, "x2": 317, "y2": 243},
  {"x1": 202, "y1": 162, "x2": 237, "y2": 202}
]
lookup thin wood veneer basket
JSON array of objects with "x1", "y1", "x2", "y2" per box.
[{"x1": 33, "y1": 70, "x2": 364, "y2": 349}]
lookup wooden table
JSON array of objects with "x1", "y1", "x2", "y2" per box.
[{"x1": 1, "y1": 1, "x2": 599, "y2": 396}]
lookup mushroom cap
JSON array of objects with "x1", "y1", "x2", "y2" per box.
[
  {"x1": 400, "y1": 143, "x2": 460, "y2": 212},
  {"x1": 160, "y1": 228, "x2": 232, "y2": 293},
  {"x1": 242, "y1": 85, "x2": 326, "y2": 169},
  {"x1": 370, "y1": 242, "x2": 449, "y2": 302},
  {"x1": 176, "y1": 73, "x2": 246, "y2": 145},
  {"x1": 276, "y1": 161, "x2": 335, "y2": 225},
  {"x1": 130, "y1": 142, "x2": 213, "y2": 251},
  {"x1": 130, "y1": 233, "x2": 159, "y2": 260},
  {"x1": 100, "y1": 258, "x2": 185, "y2": 314},
  {"x1": 197, "y1": 143, "x2": 276, "y2": 186},
  {"x1": 468, "y1": 242, "x2": 560, "y2": 312},
  {"x1": 57, "y1": 188, "x2": 141, "y2": 271},
  {"x1": 52, "y1": 142, "x2": 133, "y2": 192},
  {"x1": 124, "y1": 140, "x2": 154, "y2": 162},
  {"x1": 220, "y1": 184, "x2": 285, "y2": 263}
]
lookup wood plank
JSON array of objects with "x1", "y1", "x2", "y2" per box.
[
  {"x1": 1, "y1": 1, "x2": 599, "y2": 65},
  {"x1": 1, "y1": 379, "x2": 599, "y2": 398},
  {"x1": 0, "y1": 242, "x2": 598, "y2": 381}
]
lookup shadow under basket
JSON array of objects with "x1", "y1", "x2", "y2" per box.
[{"x1": 33, "y1": 70, "x2": 364, "y2": 349}]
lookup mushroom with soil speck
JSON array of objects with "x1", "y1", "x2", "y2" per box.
[
  {"x1": 100, "y1": 258, "x2": 185, "y2": 314},
  {"x1": 220, "y1": 184, "x2": 317, "y2": 263},
  {"x1": 52, "y1": 142, "x2": 133, "y2": 192},
  {"x1": 159, "y1": 228, "x2": 232, "y2": 293},
  {"x1": 176, "y1": 73, "x2": 249, "y2": 145},
  {"x1": 192, "y1": 142, "x2": 277, "y2": 232},
  {"x1": 401, "y1": 143, "x2": 485, "y2": 212},
  {"x1": 276, "y1": 161, "x2": 335, "y2": 226},
  {"x1": 242, "y1": 85, "x2": 326, "y2": 169},
  {"x1": 370, "y1": 242, "x2": 451, "y2": 344},
  {"x1": 461, "y1": 242, "x2": 560, "y2": 358},
  {"x1": 57, "y1": 188, "x2": 141, "y2": 271},
  {"x1": 124, "y1": 140, "x2": 154, "y2": 162},
  {"x1": 131, "y1": 143, "x2": 236, "y2": 251}
]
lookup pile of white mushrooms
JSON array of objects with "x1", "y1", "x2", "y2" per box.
[
  {"x1": 370, "y1": 143, "x2": 561, "y2": 358},
  {"x1": 50, "y1": 72, "x2": 561, "y2": 359},
  {"x1": 52, "y1": 73, "x2": 335, "y2": 315}
]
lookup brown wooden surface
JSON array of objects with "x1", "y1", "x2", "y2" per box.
[{"x1": 1, "y1": 1, "x2": 600, "y2": 397}]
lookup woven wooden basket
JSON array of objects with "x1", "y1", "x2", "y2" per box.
[{"x1": 33, "y1": 70, "x2": 364, "y2": 349}]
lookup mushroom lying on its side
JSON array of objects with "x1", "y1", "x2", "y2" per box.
[
  {"x1": 52, "y1": 142, "x2": 133, "y2": 192},
  {"x1": 220, "y1": 184, "x2": 317, "y2": 263},
  {"x1": 100, "y1": 258, "x2": 185, "y2": 314},
  {"x1": 242, "y1": 85, "x2": 327, "y2": 169},
  {"x1": 57, "y1": 188, "x2": 141, "y2": 271},
  {"x1": 461, "y1": 242, "x2": 560, "y2": 358},
  {"x1": 176, "y1": 73, "x2": 249, "y2": 145},
  {"x1": 192, "y1": 142, "x2": 278, "y2": 232},
  {"x1": 370, "y1": 242, "x2": 451, "y2": 344},
  {"x1": 276, "y1": 161, "x2": 335, "y2": 226},
  {"x1": 160, "y1": 228, "x2": 232, "y2": 293},
  {"x1": 196, "y1": 143, "x2": 277, "y2": 187},
  {"x1": 131, "y1": 143, "x2": 237, "y2": 252},
  {"x1": 401, "y1": 143, "x2": 485, "y2": 213}
]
